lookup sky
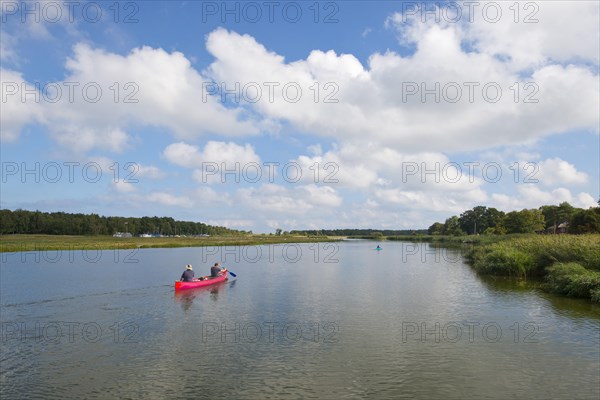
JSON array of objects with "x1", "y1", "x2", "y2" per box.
[{"x1": 1, "y1": 0, "x2": 599, "y2": 233}]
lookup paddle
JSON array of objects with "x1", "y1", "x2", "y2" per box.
[{"x1": 227, "y1": 270, "x2": 237, "y2": 277}]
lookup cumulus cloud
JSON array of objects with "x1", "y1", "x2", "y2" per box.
[
  {"x1": 164, "y1": 141, "x2": 260, "y2": 168},
  {"x1": 0, "y1": 31, "x2": 18, "y2": 63},
  {"x1": 192, "y1": 186, "x2": 232, "y2": 206},
  {"x1": 491, "y1": 186, "x2": 597, "y2": 210},
  {"x1": 163, "y1": 141, "x2": 261, "y2": 184},
  {"x1": 145, "y1": 192, "x2": 193, "y2": 208},
  {"x1": 204, "y1": 21, "x2": 598, "y2": 153},
  {"x1": 536, "y1": 158, "x2": 589, "y2": 186},
  {"x1": 136, "y1": 165, "x2": 166, "y2": 180},
  {"x1": 5, "y1": 8, "x2": 598, "y2": 155},
  {"x1": 388, "y1": 2, "x2": 599, "y2": 70},
  {"x1": 465, "y1": 2, "x2": 599, "y2": 70},
  {"x1": 293, "y1": 142, "x2": 488, "y2": 192},
  {"x1": 236, "y1": 184, "x2": 342, "y2": 214},
  {"x1": 374, "y1": 186, "x2": 487, "y2": 213},
  {"x1": 2, "y1": 44, "x2": 260, "y2": 149},
  {"x1": 0, "y1": 69, "x2": 44, "y2": 141},
  {"x1": 112, "y1": 179, "x2": 137, "y2": 193}
]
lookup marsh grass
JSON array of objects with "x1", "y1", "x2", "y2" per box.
[
  {"x1": 466, "y1": 234, "x2": 600, "y2": 302},
  {"x1": 544, "y1": 263, "x2": 600, "y2": 302},
  {"x1": 0, "y1": 234, "x2": 338, "y2": 253}
]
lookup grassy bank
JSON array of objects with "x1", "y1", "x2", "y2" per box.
[
  {"x1": 464, "y1": 234, "x2": 600, "y2": 302},
  {"x1": 0, "y1": 234, "x2": 340, "y2": 253},
  {"x1": 385, "y1": 234, "x2": 505, "y2": 246}
]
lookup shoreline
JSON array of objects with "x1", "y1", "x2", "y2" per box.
[{"x1": 0, "y1": 234, "x2": 343, "y2": 253}]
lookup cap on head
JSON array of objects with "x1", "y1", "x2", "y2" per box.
[{"x1": 186, "y1": 264, "x2": 193, "y2": 270}]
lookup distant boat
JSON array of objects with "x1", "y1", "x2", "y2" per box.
[{"x1": 375, "y1": 245, "x2": 382, "y2": 251}]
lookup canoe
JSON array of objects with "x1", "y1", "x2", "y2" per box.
[{"x1": 175, "y1": 269, "x2": 228, "y2": 291}]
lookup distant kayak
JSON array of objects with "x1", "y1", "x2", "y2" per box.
[
  {"x1": 175, "y1": 269, "x2": 228, "y2": 291},
  {"x1": 375, "y1": 247, "x2": 382, "y2": 251}
]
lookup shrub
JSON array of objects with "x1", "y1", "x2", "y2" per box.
[{"x1": 545, "y1": 262, "x2": 600, "y2": 302}]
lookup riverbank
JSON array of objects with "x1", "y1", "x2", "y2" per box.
[
  {"x1": 0, "y1": 234, "x2": 341, "y2": 252},
  {"x1": 410, "y1": 234, "x2": 600, "y2": 303},
  {"x1": 381, "y1": 233, "x2": 600, "y2": 302},
  {"x1": 385, "y1": 234, "x2": 503, "y2": 246}
]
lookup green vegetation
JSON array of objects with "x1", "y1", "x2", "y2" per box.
[
  {"x1": 545, "y1": 263, "x2": 600, "y2": 303},
  {"x1": 428, "y1": 202, "x2": 600, "y2": 235},
  {"x1": 465, "y1": 234, "x2": 600, "y2": 302},
  {"x1": 386, "y1": 234, "x2": 502, "y2": 245},
  {"x1": 289, "y1": 228, "x2": 427, "y2": 237},
  {"x1": 0, "y1": 209, "x2": 244, "y2": 236},
  {"x1": 0, "y1": 234, "x2": 338, "y2": 253}
]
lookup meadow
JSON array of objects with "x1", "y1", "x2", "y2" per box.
[{"x1": 0, "y1": 234, "x2": 338, "y2": 253}]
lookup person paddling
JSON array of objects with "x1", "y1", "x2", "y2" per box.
[
  {"x1": 210, "y1": 262, "x2": 224, "y2": 278},
  {"x1": 180, "y1": 264, "x2": 194, "y2": 282}
]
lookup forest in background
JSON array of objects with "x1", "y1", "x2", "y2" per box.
[{"x1": 0, "y1": 209, "x2": 245, "y2": 236}]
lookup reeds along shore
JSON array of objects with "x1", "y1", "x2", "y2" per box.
[{"x1": 464, "y1": 234, "x2": 600, "y2": 302}]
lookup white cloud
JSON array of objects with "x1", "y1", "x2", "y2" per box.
[
  {"x1": 491, "y1": 186, "x2": 597, "y2": 210},
  {"x1": 0, "y1": 69, "x2": 44, "y2": 142},
  {"x1": 52, "y1": 126, "x2": 131, "y2": 153},
  {"x1": 297, "y1": 184, "x2": 343, "y2": 207},
  {"x1": 388, "y1": 1, "x2": 599, "y2": 70},
  {"x1": 192, "y1": 186, "x2": 232, "y2": 206},
  {"x1": 466, "y1": 2, "x2": 599, "y2": 70},
  {"x1": 293, "y1": 142, "x2": 488, "y2": 193},
  {"x1": 113, "y1": 179, "x2": 137, "y2": 193},
  {"x1": 536, "y1": 158, "x2": 588, "y2": 186},
  {"x1": 204, "y1": 26, "x2": 599, "y2": 154},
  {"x1": 206, "y1": 219, "x2": 255, "y2": 229},
  {"x1": 164, "y1": 141, "x2": 260, "y2": 168},
  {"x1": 236, "y1": 184, "x2": 342, "y2": 214},
  {"x1": 575, "y1": 192, "x2": 597, "y2": 209},
  {"x1": 163, "y1": 140, "x2": 261, "y2": 184},
  {"x1": 5, "y1": 11, "x2": 598, "y2": 156},
  {"x1": 136, "y1": 165, "x2": 166, "y2": 180},
  {"x1": 0, "y1": 31, "x2": 18, "y2": 63},
  {"x1": 3, "y1": 43, "x2": 260, "y2": 149},
  {"x1": 145, "y1": 192, "x2": 193, "y2": 208},
  {"x1": 163, "y1": 142, "x2": 202, "y2": 168},
  {"x1": 374, "y1": 187, "x2": 487, "y2": 213}
]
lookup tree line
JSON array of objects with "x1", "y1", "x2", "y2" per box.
[
  {"x1": 0, "y1": 209, "x2": 245, "y2": 236},
  {"x1": 428, "y1": 202, "x2": 600, "y2": 236},
  {"x1": 287, "y1": 229, "x2": 428, "y2": 236}
]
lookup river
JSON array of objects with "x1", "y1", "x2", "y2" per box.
[{"x1": 1, "y1": 241, "x2": 598, "y2": 399}]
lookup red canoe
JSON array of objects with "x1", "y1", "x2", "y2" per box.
[{"x1": 175, "y1": 269, "x2": 228, "y2": 291}]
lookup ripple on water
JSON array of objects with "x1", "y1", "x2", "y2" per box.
[{"x1": 1, "y1": 243, "x2": 599, "y2": 399}]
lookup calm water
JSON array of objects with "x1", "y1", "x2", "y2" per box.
[{"x1": 1, "y1": 241, "x2": 599, "y2": 399}]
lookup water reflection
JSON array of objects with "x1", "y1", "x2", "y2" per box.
[
  {"x1": 477, "y1": 274, "x2": 541, "y2": 293},
  {"x1": 1, "y1": 242, "x2": 598, "y2": 399},
  {"x1": 475, "y1": 274, "x2": 600, "y2": 319},
  {"x1": 173, "y1": 281, "x2": 231, "y2": 311},
  {"x1": 537, "y1": 291, "x2": 600, "y2": 319}
]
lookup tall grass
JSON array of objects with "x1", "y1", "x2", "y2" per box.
[
  {"x1": 466, "y1": 234, "x2": 600, "y2": 302},
  {"x1": 544, "y1": 263, "x2": 600, "y2": 302},
  {"x1": 386, "y1": 234, "x2": 505, "y2": 246}
]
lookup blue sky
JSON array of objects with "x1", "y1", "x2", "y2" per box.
[{"x1": 1, "y1": 1, "x2": 599, "y2": 233}]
